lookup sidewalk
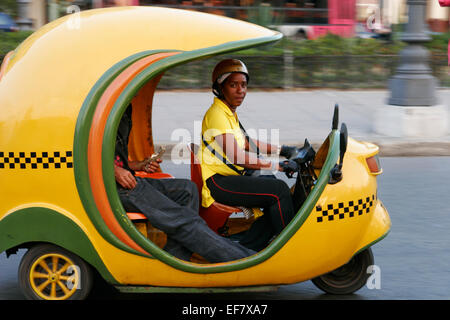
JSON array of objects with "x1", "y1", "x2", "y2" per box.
[{"x1": 152, "y1": 89, "x2": 450, "y2": 157}]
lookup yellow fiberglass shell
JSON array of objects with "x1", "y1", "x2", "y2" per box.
[{"x1": 0, "y1": 6, "x2": 390, "y2": 287}]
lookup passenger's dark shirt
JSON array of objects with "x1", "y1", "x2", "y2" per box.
[{"x1": 115, "y1": 105, "x2": 134, "y2": 175}]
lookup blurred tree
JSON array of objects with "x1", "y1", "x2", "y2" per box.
[{"x1": 0, "y1": 0, "x2": 18, "y2": 18}]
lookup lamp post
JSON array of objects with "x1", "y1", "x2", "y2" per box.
[
  {"x1": 388, "y1": 0, "x2": 437, "y2": 106},
  {"x1": 375, "y1": 0, "x2": 448, "y2": 138},
  {"x1": 439, "y1": 0, "x2": 450, "y2": 67}
]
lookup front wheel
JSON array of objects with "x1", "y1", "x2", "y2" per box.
[
  {"x1": 18, "y1": 244, "x2": 93, "y2": 300},
  {"x1": 311, "y1": 248, "x2": 374, "y2": 295}
]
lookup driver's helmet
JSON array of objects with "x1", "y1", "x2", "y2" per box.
[{"x1": 212, "y1": 59, "x2": 249, "y2": 97}]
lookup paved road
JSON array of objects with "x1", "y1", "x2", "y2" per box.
[{"x1": 1, "y1": 157, "x2": 449, "y2": 300}]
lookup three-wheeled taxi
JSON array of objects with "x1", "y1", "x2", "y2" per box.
[{"x1": 0, "y1": 6, "x2": 390, "y2": 300}]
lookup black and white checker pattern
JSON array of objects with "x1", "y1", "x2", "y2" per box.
[
  {"x1": 0, "y1": 151, "x2": 73, "y2": 169},
  {"x1": 315, "y1": 194, "x2": 376, "y2": 223}
]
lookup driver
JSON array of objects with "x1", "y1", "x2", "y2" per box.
[
  {"x1": 198, "y1": 59, "x2": 298, "y2": 251},
  {"x1": 114, "y1": 104, "x2": 256, "y2": 263}
]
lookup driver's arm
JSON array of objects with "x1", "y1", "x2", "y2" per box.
[
  {"x1": 242, "y1": 137, "x2": 297, "y2": 159},
  {"x1": 215, "y1": 133, "x2": 281, "y2": 171}
]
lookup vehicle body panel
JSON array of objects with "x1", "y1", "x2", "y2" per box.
[{"x1": 0, "y1": 6, "x2": 389, "y2": 290}]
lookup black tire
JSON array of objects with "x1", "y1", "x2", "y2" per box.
[
  {"x1": 311, "y1": 248, "x2": 374, "y2": 295},
  {"x1": 18, "y1": 244, "x2": 93, "y2": 300}
]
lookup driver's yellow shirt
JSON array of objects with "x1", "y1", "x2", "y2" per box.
[{"x1": 199, "y1": 97, "x2": 246, "y2": 208}]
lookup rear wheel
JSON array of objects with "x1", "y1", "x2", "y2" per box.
[
  {"x1": 18, "y1": 244, "x2": 93, "y2": 300},
  {"x1": 311, "y1": 248, "x2": 374, "y2": 295}
]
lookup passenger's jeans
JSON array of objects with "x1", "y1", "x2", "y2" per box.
[{"x1": 117, "y1": 177, "x2": 255, "y2": 262}]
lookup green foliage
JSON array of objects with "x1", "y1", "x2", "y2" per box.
[
  {"x1": 241, "y1": 33, "x2": 409, "y2": 56},
  {"x1": 238, "y1": 32, "x2": 449, "y2": 56},
  {"x1": 1, "y1": 29, "x2": 447, "y2": 58},
  {"x1": 1, "y1": 30, "x2": 448, "y2": 89}
]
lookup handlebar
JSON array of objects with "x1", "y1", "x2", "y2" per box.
[{"x1": 279, "y1": 159, "x2": 299, "y2": 178}]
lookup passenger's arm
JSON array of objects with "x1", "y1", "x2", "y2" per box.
[
  {"x1": 129, "y1": 158, "x2": 162, "y2": 173},
  {"x1": 215, "y1": 133, "x2": 280, "y2": 171}
]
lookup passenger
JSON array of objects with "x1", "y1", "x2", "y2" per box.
[
  {"x1": 199, "y1": 59, "x2": 298, "y2": 252},
  {"x1": 114, "y1": 104, "x2": 256, "y2": 262}
]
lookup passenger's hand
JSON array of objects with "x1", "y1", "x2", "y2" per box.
[
  {"x1": 143, "y1": 158, "x2": 162, "y2": 173},
  {"x1": 114, "y1": 165, "x2": 136, "y2": 189}
]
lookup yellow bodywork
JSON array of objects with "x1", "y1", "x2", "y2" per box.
[{"x1": 0, "y1": 6, "x2": 390, "y2": 288}]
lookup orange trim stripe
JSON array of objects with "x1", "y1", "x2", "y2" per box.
[{"x1": 88, "y1": 52, "x2": 180, "y2": 255}]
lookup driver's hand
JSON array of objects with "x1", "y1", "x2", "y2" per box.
[
  {"x1": 280, "y1": 145, "x2": 298, "y2": 159},
  {"x1": 114, "y1": 165, "x2": 137, "y2": 189}
]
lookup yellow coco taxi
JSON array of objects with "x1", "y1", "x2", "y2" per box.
[{"x1": 0, "y1": 6, "x2": 390, "y2": 300}]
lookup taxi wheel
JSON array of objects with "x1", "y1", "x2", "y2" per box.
[
  {"x1": 18, "y1": 244, "x2": 93, "y2": 300},
  {"x1": 311, "y1": 248, "x2": 374, "y2": 295}
]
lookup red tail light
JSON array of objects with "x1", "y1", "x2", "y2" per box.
[{"x1": 366, "y1": 154, "x2": 382, "y2": 174}]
